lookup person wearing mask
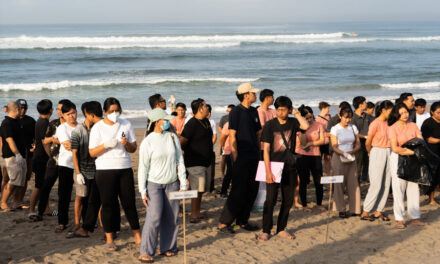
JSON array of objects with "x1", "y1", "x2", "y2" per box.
[
  {"x1": 351, "y1": 96, "x2": 372, "y2": 184},
  {"x1": 54, "y1": 100, "x2": 78, "y2": 233},
  {"x1": 258, "y1": 96, "x2": 309, "y2": 241},
  {"x1": 217, "y1": 105, "x2": 235, "y2": 189},
  {"x1": 398, "y1": 93, "x2": 416, "y2": 123},
  {"x1": 316, "y1": 101, "x2": 331, "y2": 176},
  {"x1": 14, "y1": 99, "x2": 36, "y2": 209},
  {"x1": 415, "y1": 98, "x2": 430, "y2": 130},
  {"x1": 35, "y1": 99, "x2": 70, "y2": 220},
  {"x1": 388, "y1": 103, "x2": 425, "y2": 229},
  {"x1": 137, "y1": 108, "x2": 187, "y2": 263},
  {"x1": 66, "y1": 101, "x2": 104, "y2": 238},
  {"x1": 361, "y1": 100, "x2": 394, "y2": 221},
  {"x1": 421, "y1": 101, "x2": 440, "y2": 206},
  {"x1": 28, "y1": 100, "x2": 53, "y2": 219},
  {"x1": 296, "y1": 105, "x2": 325, "y2": 212},
  {"x1": 89, "y1": 97, "x2": 141, "y2": 250},
  {"x1": 330, "y1": 107, "x2": 361, "y2": 218},
  {"x1": 170, "y1": 102, "x2": 187, "y2": 136},
  {"x1": 207, "y1": 104, "x2": 217, "y2": 193},
  {"x1": 0, "y1": 102, "x2": 27, "y2": 211},
  {"x1": 180, "y1": 99, "x2": 213, "y2": 223},
  {"x1": 218, "y1": 83, "x2": 261, "y2": 234}
]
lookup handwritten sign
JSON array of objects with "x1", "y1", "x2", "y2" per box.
[
  {"x1": 320, "y1": 176, "x2": 344, "y2": 184},
  {"x1": 169, "y1": 190, "x2": 198, "y2": 200}
]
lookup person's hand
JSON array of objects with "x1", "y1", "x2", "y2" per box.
[
  {"x1": 43, "y1": 137, "x2": 53, "y2": 145},
  {"x1": 104, "y1": 139, "x2": 118, "y2": 149},
  {"x1": 142, "y1": 193, "x2": 148, "y2": 207},
  {"x1": 266, "y1": 171, "x2": 276, "y2": 184},
  {"x1": 30, "y1": 144, "x2": 36, "y2": 152},
  {"x1": 121, "y1": 137, "x2": 128, "y2": 146},
  {"x1": 291, "y1": 108, "x2": 299, "y2": 115},
  {"x1": 76, "y1": 174, "x2": 85, "y2": 185},
  {"x1": 405, "y1": 148, "x2": 415, "y2": 156},
  {"x1": 62, "y1": 141, "x2": 71, "y2": 151}
]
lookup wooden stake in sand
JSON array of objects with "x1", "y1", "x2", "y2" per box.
[
  {"x1": 169, "y1": 190, "x2": 198, "y2": 264},
  {"x1": 320, "y1": 176, "x2": 344, "y2": 246}
]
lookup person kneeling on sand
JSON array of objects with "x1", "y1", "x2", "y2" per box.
[{"x1": 257, "y1": 96, "x2": 309, "y2": 241}]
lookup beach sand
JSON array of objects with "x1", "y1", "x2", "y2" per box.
[{"x1": 1, "y1": 128, "x2": 440, "y2": 263}]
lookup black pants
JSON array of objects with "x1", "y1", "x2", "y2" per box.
[
  {"x1": 209, "y1": 152, "x2": 216, "y2": 192},
  {"x1": 262, "y1": 167, "x2": 296, "y2": 234},
  {"x1": 428, "y1": 167, "x2": 440, "y2": 195},
  {"x1": 58, "y1": 166, "x2": 74, "y2": 226},
  {"x1": 95, "y1": 168, "x2": 140, "y2": 233},
  {"x1": 38, "y1": 158, "x2": 58, "y2": 216},
  {"x1": 219, "y1": 156, "x2": 259, "y2": 226},
  {"x1": 297, "y1": 155, "x2": 324, "y2": 207},
  {"x1": 220, "y1": 155, "x2": 233, "y2": 195},
  {"x1": 356, "y1": 139, "x2": 369, "y2": 183}
]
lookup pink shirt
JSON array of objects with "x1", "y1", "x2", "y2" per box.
[
  {"x1": 258, "y1": 107, "x2": 276, "y2": 150},
  {"x1": 315, "y1": 115, "x2": 330, "y2": 144},
  {"x1": 388, "y1": 122, "x2": 422, "y2": 147},
  {"x1": 368, "y1": 119, "x2": 390, "y2": 148},
  {"x1": 295, "y1": 121, "x2": 322, "y2": 156},
  {"x1": 221, "y1": 122, "x2": 231, "y2": 155},
  {"x1": 170, "y1": 117, "x2": 186, "y2": 135}
]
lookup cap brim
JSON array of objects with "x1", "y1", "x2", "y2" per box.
[
  {"x1": 250, "y1": 88, "x2": 260, "y2": 93},
  {"x1": 164, "y1": 115, "x2": 174, "y2": 120}
]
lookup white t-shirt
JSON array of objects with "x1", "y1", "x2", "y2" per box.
[
  {"x1": 209, "y1": 119, "x2": 217, "y2": 152},
  {"x1": 89, "y1": 118, "x2": 136, "y2": 170},
  {"x1": 56, "y1": 122, "x2": 77, "y2": 169},
  {"x1": 416, "y1": 112, "x2": 430, "y2": 130},
  {"x1": 330, "y1": 124, "x2": 359, "y2": 152}
]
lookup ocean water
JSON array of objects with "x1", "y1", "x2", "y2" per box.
[{"x1": 1, "y1": 22, "x2": 440, "y2": 125}]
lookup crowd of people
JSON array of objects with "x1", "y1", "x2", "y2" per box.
[{"x1": 1, "y1": 84, "x2": 440, "y2": 263}]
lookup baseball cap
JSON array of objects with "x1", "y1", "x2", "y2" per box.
[
  {"x1": 237, "y1": 83, "x2": 260, "y2": 95},
  {"x1": 147, "y1": 108, "x2": 174, "y2": 129},
  {"x1": 16, "y1": 99, "x2": 28, "y2": 109}
]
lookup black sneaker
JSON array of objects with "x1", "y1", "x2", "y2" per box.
[{"x1": 240, "y1": 223, "x2": 260, "y2": 231}]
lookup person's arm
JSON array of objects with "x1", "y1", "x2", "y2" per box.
[
  {"x1": 330, "y1": 135, "x2": 345, "y2": 155},
  {"x1": 173, "y1": 134, "x2": 187, "y2": 191},
  {"x1": 229, "y1": 129, "x2": 238, "y2": 161},
  {"x1": 72, "y1": 149, "x2": 81, "y2": 175},
  {"x1": 365, "y1": 133, "x2": 373, "y2": 153},
  {"x1": 263, "y1": 142, "x2": 275, "y2": 183},
  {"x1": 347, "y1": 134, "x2": 361, "y2": 155},
  {"x1": 292, "y1": 109, "x2": 309, "y2": 130},
  {"x1": 390, "y1": 138, "x2": 414, "y2": 156},
  {"x1": 137, "y1": 140, "x2": 150, "y2": 206},
  {"x1": 220, "y1": 133, "x2": 228, "y2": 148},
  {"x1": 5, "y1": 137, "x2": 19, "y2": 155},
  {"x1": 426, "y1": 137, "x2": 440, "y2": 144},
  {"x1": 121, "y1": 139, "x2": 137, "y2": 153},
  {"x1": 299, "y1": 133, "x2": 307, "y2": 148}
]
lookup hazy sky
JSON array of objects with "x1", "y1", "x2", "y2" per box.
[{"x1": 1, "y1": 0, "x2": 439, "y2": 24}]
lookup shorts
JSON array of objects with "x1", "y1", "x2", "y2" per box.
[
  {"x1": 320, "y1": 144, "x2": 330, "y2": 156},
  {"x1": 187, "y1": 166, "x2": 211, "y2": 193},
  {"x1": 74, "y1": 175, "x2": 88, "y2": 197},
  {"x1": 4, "y1": 156, "x2": 27, "y2": 187},
  {"x1": 32, "y1": 159, "x2": 48, "y2": 189}
]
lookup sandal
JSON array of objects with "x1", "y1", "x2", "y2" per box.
[
  {"x1": 55, "y1": 225, "x2": 67, "y2": 233},
  {"x1": 257, "y1": 233, "x2": 270, "y2": 242},
  {"x1": 162, "y1": 251, "x2": 176, "y2": 257},
  {"x1": 66, "y1": 230, "x2": 89, "y2": 239},
  {"x1": 189, "y1": 218, "x2": 201, "y2": 224},
  {"x1": 29, "y1": 214, "x2": 43, "y2": 222},
  {"x1": 373, "y1": 214, "x2": 390, "y2": 222},
  {"x1": 339, "y1": 212, "x2": 349, "y2": 218},
  {"x1": 396, "y1": 222, "x2": 406, "y2": 229},
  {"x1": 106, "y1": 242, "x2": 118, "y2": 251},
  {"x1": 240, "y1": 223, "x2": 259, "y2": 231},
  {"x1": 139, "y1": 254, "x2": 154, "y2": 263},
  {"x1": 360, "y1": 214, "x2": 375, "y2": 221}
]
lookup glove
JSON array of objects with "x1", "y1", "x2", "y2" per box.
[
  {"x1": 103, "y1": 139, "x2": 118, "y2": 149},
  {"x1": 76, "y1": 174, "x2": 85, "y2": 185},
  {"x1": 15, "y1": 153, "x2": 25, "y2": 165}
]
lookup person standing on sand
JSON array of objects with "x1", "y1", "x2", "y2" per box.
[
  {"x1": 66, "y1": 101, "x2": 105, "y2": 239},
  {"x1": 170, "y1": 102, "x2": 187, "y2": 136},
  {"x1": 361, "y1": 100, "x2": 394, "y2": 222},
  {"x1": 180, "y1": 98, "x2": 213, "y2": 223},
  {"x1": 28, "y1": 100, "x2": 53, "y2": 220},
  {"x1": 145, "y1": 94, "x2": 176, "y2": 137},
  {"x1": 316, "y1": 101, "x2": 331, "y2": 176},
  {"x1": 89, "y1": 97, "x2": 141, "y2": 250},
  {"x1": 388, "y1": 103, "x2": 425, "y2": 229},
  {"x1": 206, "y1": 104, "x2": 217, "y2": 193},
  {"x1": 0, "y1": 102, "x2": 27, "y2": 212},
  {"x1": 217, "y1": 104, "x2": 235, "y2": 190},
  {"x1": 138, "y1": 108, "x2": 187, "y2": 263},
  {"x1": 218, "y1": 83, "x2": 261, "y2": 234},
  {"x1": 258, "y1": 96, "x2": 308, "y2": 242}
]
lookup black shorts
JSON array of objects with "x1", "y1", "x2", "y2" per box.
[
  {"x1": 32, "y1": 159, "x2": 48, "y2": 189},
  {"x1": 320, "y1": 144, "x2": 330, "y2": 155}
]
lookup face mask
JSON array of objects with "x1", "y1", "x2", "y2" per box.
[
  {"x1": 161, "y1": 120, "x2": 170, "y2": 131},
  {"x1": 107, "y1": 112, "x2": 120, "y2": 123}
]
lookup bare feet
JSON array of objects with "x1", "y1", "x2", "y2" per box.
[
  {"x1": 277, "y1": 230, "x2": 295, "y2": 240},
  {"x1": 257, "y1": 232, "x2": 270, "y2": 242},
  {"x1": 294, "y1": 203, "x2": 303, "y2": 209},
  {"x1": 429, "y1": 200, "x2": 440, "y2": 207},
  {"x1": 396, "y1": 221, "x2": 406, "y2": 229},
  {"x1": 411, "y1": 219, "x2": 426, "y2": 226}
]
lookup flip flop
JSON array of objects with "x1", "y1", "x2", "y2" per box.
[
  {"x1": 55, "y1": 225, "x2": 67, "y2": 233},
  {"x1": 161, "y1": 251, "x2": 177, "y2": 257},
  {"x1": 106, "y1": 242, "x2": 118, "y2": 251},
  {"x1": 66, "y1": 230, "x2": 90, "y2": 239},
  {"x1": 277, "y1": 230, "x2": 295, "y2": 240},
  {"x1": 1, "y1": 207, "x2": 15, "y2": 212},
  {"x1": 373, "y1": 214, "x2": 390, "y2": 222},
  {"x1": 29, "y1": 215, "x2": 43, "y2": 222},
  {"x1": 360, "y1": 215, "x2": 375, "y2": 221},
  {"x1": 139, "y1": 254, "x2": 154, "y2": 263},
  {"x1": 396, "y1": 222, "x2": 406, "y2": 229}
]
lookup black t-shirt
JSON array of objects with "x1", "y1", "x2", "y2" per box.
[
  {"x1": 181, "y1": 117, "x2": 213, "y2": 167},
  {"x1": 0, "y1": 116, "x2": 26, "y2": 158},
  {"x1": 261, "y1": 118, "x2": 300, "y2": 163},
  {"x1": 421, "y1": 117, "x2": 440, "y2": 155},
  {"x1": 33, "y1": 117, "x2": 50, "y2": 162},
  {"x1": 18, "y1": 115, "x2": 36, "y2": 151},
  {"x1": 228, "y1": 104, "x2": 261, "y2": 159}
]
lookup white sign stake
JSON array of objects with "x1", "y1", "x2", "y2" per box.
[
  {"x1": 320, "y1": 176, "x2": 344, "y2": 246},
  {"x1": 169, "y1": 190, "x2": 198, "y2": 264}
]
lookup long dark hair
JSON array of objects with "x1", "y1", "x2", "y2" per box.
[
  {"x1": 298, "y1": 104, "x2": 313, "y2": 117},
  {"x1": 375, "y1": 100, "x2": 394, "y2": 118},
  {"x1": 103, "y1": 97, "x2": 122, "y2": 112},
  {"x1": 388, "y1": 103, "x2": 409, "y2": 126}
]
